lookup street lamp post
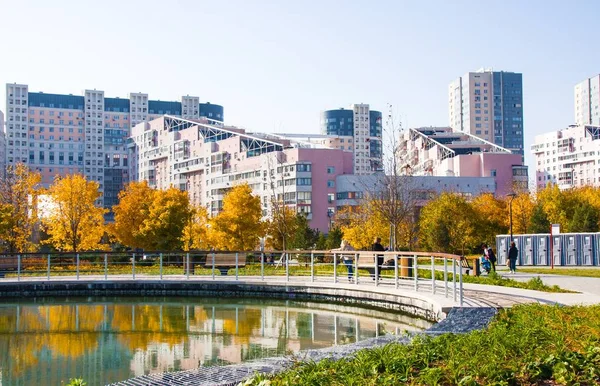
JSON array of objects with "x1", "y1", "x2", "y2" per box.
[{"x1": 507, "y1": 193, "x2": 517, "y2": 241}]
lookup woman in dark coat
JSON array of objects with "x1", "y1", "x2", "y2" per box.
[{"x1": 508, "y1": 241, "x2": 519, "y2": 274}]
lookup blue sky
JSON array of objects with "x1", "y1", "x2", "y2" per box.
[{"x1": 1, "y1": 0, "x2": 598, "y2": 167}]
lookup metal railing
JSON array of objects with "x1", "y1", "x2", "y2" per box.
[{"x1": 0, "y1": 250, "x2": 464, "y2": 305}]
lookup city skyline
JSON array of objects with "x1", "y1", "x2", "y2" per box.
[{"x1": 1, "y1": 0, "x2": 600, "y2": 171}]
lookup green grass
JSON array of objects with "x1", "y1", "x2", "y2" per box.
[
  {"x1": 245, "y1": 304, "x2": 600, "y2": 385},
  {"x1": 518, "y1": 267, "x2": 600, "y2": 278},
  {"x1": 9, "y1": 263, "x2": 572, "y2": 292}
]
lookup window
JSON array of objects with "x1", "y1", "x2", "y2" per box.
[
  {"x1": 297, "y1": 178, "x2": 312, "y2": 186},
  {"x1": 327, "y1": 166, "x2": 335, "y2": 174},
  {"x1": 327, "y1": 180, "x2": 335, "y2": 188},
  {"x1": 327, "y1": 193, "x2": 335, "y2": 203},
  {"x1": 491, "y1": 169, "x2": 497, "y2": 177}
]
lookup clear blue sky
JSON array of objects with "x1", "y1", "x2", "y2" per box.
[{"x1": 1, "y1": 0, "x2": 599, "y2": 168}]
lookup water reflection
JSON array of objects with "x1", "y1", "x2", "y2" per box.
[{"x1": 0, "y1": 297, "x2": 432, "y2": 385}]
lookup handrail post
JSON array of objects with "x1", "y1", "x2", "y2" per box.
[
  {"x1": 212, "y1": 251, "x2": 215, "y2": 280},
  {"x1": 104, "y1": 253, "x2": 108, "y2": 280},
  {"x1": 132, "y1": 253, "x2": 136, "y2": 279},
  {"x1": 431, "y1": 255, "x2": 435, "y2": 294},
  {"x1": 76, "y1": 253, "x2": 80, "y2": 280},
  {"x1": 47, "y1": 254, "x2": 51, "y2": 280},
  {"x1": 285, "y1": 252, "x2": 289, "y2": 282},
  {"x1": 235, "y1": 252, "x2": 239, "y2": 281},
  {"x1": 159, "y1": 253, "x2": 163, "y2": 280},
  {"x1": 444, "y1": 257, "x2": 448, "y2": 298},
  {"x1": 17, "y1": 255, "x2": 21, "y2": 282},
  {"x1": 310, "y1": 251, "x2": 314, "y2": 283},
  {"x1": 333, "y1": 252, "x2": 337, "y2": 283},
  {"x1": 394, "y1": 254, "x2": 399, "y2": 289},
  {"x1": 453, "y1": 257, "x2": 457, "y2": 302},
  {"x1": 413, "y1": 254, "x2": 418, "y2": 291},
  {"x1": 186, "y1": 252, "x2": 190, "y2": 280},
  {"x1": 260, "y1": 252, "x2": 265, "y2": 280},
  {"x1": 355, "y1": 252, "x2": 359, "y2": 285},
  {"x1": 375, "y1": 253, "x2": 379, "y2": 287},
  {"x1": 459, "y1": 256, "x2": 464, "y2": 306}
]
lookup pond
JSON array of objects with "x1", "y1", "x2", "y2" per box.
[{"x1": 0, "y1": 296, "x2": 432, "y2": 385}]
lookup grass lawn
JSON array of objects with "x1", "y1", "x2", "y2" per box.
[
  {"x1": 518, "y1": 267, "x2": 600, "y2": 278},
  {"x1": 245, "y1": 304, "x2": 600, "y2": 385}
]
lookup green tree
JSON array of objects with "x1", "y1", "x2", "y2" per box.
[
  {"x1": 315, "y1": 232, "x2": 327, "y2": 250},
  {"x1": 43, "y1": 175, "x2": 107, "y2": 252},
  {"x1": 419, "y1": 192, "x2": 477, "y2": 254},
  {"x1": 209, "y1": 183, "x2": 264, "y2": 250},
  {"x1": 529, "y1": 203, "x2": 550, "y2": 233},
  {"x1": 325, "y1": 227, "x2": 343, "y2": 250},
  {"x1": 570, "y1": 202, "x2": 599, "y2": 233},
  {"x1": 288, "y1": 214, "x2": 318, "y2": 250}
]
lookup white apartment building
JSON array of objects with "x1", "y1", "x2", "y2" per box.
[
  {"x1": 531, "y1": 125, "x2": 600, "y2": 191},
  {"x1": 0, "y1": 110, "x2": 5, "y2": 175},
  {"x1": 574, "y1": 75, "x2": 600, "y2": 126}
]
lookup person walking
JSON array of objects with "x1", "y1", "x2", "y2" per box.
[
  {"x1": 371, "y1": 237, "x2": 385, "y2": 280},
  {"x1": 508, "y1": 241, "x2": 519, "y2": 274},
  {"x1": 482, "y1": 243, "x2": 497, "y2": 272},
  {"x1": 339, "y1": 240, "x2": 355, "y2": 282}
]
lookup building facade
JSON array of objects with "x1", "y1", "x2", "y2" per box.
[
  {"x1": 575, "y1": 75, "x2": 600, "y2": 126},
  {"x1": 449, "y1": 69, "x2": 524, "y2": 155},
  {"x1": 320, "y1": 104, "x2": 383, "y2": 174},
  {"x1": 129, "y1": 116, "x2": 354, "y2": 232},
  {"x1": 5, "y1": 83, "x2": 223, "y2": 210},
  {"x1": 531, "y1": 125, "x2": 600, "y2": 191},
  {"x1": 0, "y1": 110, "x2": 5, "y2": 175},
  {"x1": 397, "y1": 127, "x2": 527, "y2": 196}
]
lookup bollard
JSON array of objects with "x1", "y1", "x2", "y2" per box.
[
  {"x1": 132, "y1": 253, "x2": 136, "y2": 279},
  {"x1": 76, "y1": 254, "x2": 80, "y2": 280},
  {"x1": 17, "y1": 255, "x2": 21, "y2": 282},
  {"x1": 159, "y1": 253, "x2": 163, "y2": 280},
  {"x1": 104, "y1": 253, "x2": 108, "y2": 280},
  {"x1": 310, "y1": 251, "x2": 314, "y2": 283},
  {"x1": 47, "y1": 254, "x2": 51, "y2": 280}
]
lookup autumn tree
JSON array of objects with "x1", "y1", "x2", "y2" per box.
[
  {"x1": 110, "y1": 181, "x2": 154, "y2": 250},
  {"x1": 264, "y1": 207, "x2": 298, "y2": 250},
  {"x1": 339, "y1": 201, "x2": 388, "y2": 250},
  {"x1": 181, "y1": 205, "x2": 210, "y2": 251},
  {"x1": 0, "y1": 164, "x2": 42, "y2": 252},
  {"x1": 511, "y1": 192, "x2": 535, "y2": 234},
  {"x1": 43, "y1": 174, "x2": 107, "y2": 252},
  {"x1": 209, "y1": 183, "x2": 264, "y2": 250},
  {"x1": 472, "y1": 193, "x2": 508, "y2": 245},
  {"x1": 138, "y1": 187, "x2": 192, "y2": 251},
  {"x1": 419, "y1": 192, "x2": 477, "y2": 254}
]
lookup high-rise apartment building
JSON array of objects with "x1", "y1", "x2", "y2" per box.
[
  {"x1": 0, "y1": 110, "x2": 5, "y2": 175},
  {"x1": 532, "y1": 125, "x2": 600, "y2": 191},
  {"x1": 449, "y1": 69, "x2": 524, "y2": 155},
  {"x1": 320, "y1": 104, "x2": 383, "y2": 174},
  {"x1": 5, "y1": 83, "x2": 223, "y2": 210},
  {"x1": 574, "y1": 75, "x2": 600, "y2": 126},
  {"x1": 130, "y1": 115, "x2": 354, "y2": 232}
]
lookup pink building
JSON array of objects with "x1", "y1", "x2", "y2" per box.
[
  {"x1": 130, "y1": 116, "x2": 353, "y2": 232},
  {"x1": 398, "y1": 127, "x2": 527, "y2": 196}
]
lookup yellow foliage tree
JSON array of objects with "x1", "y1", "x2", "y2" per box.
[
  {"x1": 511, "y1": 192, "x2": 535, "y2": 234},
  {"x1": 110, "y1": 181, "x2": 154, "y2": 250},
  {"x1": 43, "y1": 174, "x2": 107, "y2": 252},
  {"x1": 0, "y1": 164, "x2": 42, "y2": 252},
  {"x1": 181, "y1": 205, "x2": 210, "y2": 251},
  {"x1": 339, "y1": 200, "x2": 389, "y2": 250},
  {"x1": 472, "y1": 193, "x2": 508, "y2": 245},
  {"x1": 138, "y1": 187, "x2": 192, "y2": 251},
  {"x1": 264, "y1": 207, "x2": 298, "y2": 250},
  {"x1": 209, "y1": 183, "x2": 263, "y2": 250},
  {"x1": 536, "y1": 184, "x2": 574, "y2": 230},
  {"x1": 419, "y1": 192, "x2": 477, "y2": 254}
]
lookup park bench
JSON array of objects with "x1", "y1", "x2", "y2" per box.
[
  {"x1": 459, "y1": 256, "x2": 473, "y2": 275},
  {"x1": 198, "y1": 252, "x2": 247, "y2": 276},
  {"x1": 0, "y1": 256, "x2": 18, "y2": 277},
  {"x1": 356, "y1": 252, "x2": 396, "y2": 277}
]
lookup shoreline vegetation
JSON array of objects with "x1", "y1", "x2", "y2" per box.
[{"x1": 245, "y1": 304, "x2": 600, "y2": 385}]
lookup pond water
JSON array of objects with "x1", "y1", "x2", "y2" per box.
[{"x1": 0, "y1": 297, "x2": 432, "y2": 385}]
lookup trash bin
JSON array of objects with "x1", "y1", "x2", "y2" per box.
[
  {"x1": 400, "y1": 257, "x2": 413, "y2": 278},
  {"x1": 470, "y1": 257, "x2": 481, "y2": 276}
]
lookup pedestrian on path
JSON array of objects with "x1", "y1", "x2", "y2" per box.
[
  {"x1": 508, "y1": 241, "x2": 519, "y2": 274},
  {"x1": 339, "y1": 240, "x2": 355, "y2": 282},
  {"x1": 482, "y1": 244, "x2": 497, "y2": 272},
  {"x1": 371, "y1": 237, "x2": 385, "y2": 280}
]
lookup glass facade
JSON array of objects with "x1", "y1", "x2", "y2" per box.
[
  {"x1": 492, "y1": 71, "x2": 523, "y2": 155},
  {"x1": 199, "y1": 102, "x2": 224, "y2": 121},
  {"x1": 321, "y1": 109, "x2": 354, "y2": 136}
]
